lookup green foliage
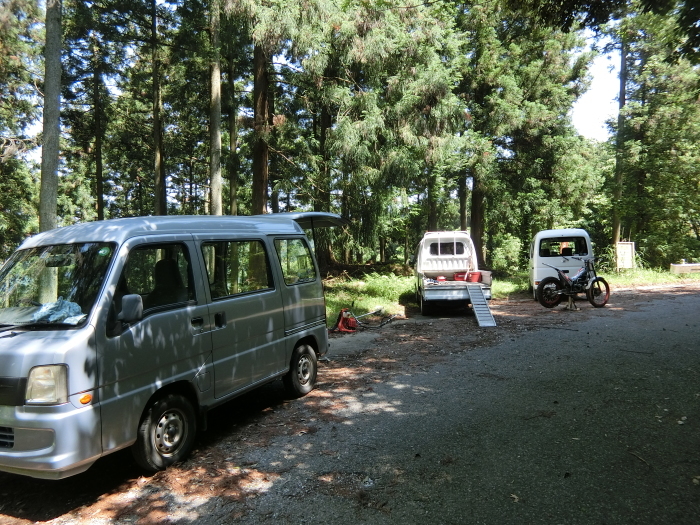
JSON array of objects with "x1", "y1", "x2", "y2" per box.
[
  {"x1": 0, "y1": 157, "x2": 38, "y2": 259},
  {"x1": 0, "y1": 0, "x2": 40, "y2": 136},
  {"x1": 488, "y1": 233, "x2": 523, "y2": 273}
]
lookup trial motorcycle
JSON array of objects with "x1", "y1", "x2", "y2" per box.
[{"x1": 537, "y1": 256, "x2": 610, "y2": 309}]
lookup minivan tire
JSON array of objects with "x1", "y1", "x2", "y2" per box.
[
  {"x1": 132, "y1": 393, "x2": 197, "y2": 472},
  {"x1": 283, "y1": 344, "x2": 317, "y2": 397}
]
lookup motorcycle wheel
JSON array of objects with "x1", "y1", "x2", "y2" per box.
[
  {"x1": 586, "y1": 277, "x2": 610, "y2": 307},
  {"x1": 537, "y1": 277, "x2": 563, "y2": 308}
]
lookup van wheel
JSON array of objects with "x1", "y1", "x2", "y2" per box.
[
  {"x1": 132, "y1": 394, "x2": 197, "y2": 472},
  {"x1": 420, "y1": 294, "x2": 432, "y2": 316},
  {"x1": 283, "y1": 344, "x2": 317, "y2": 397}
]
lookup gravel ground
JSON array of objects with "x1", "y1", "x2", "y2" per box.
[{"x1": 0, "y1": 284, "x2": 699, "y2": 524}]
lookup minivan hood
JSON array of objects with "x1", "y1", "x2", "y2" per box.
[{"x1": 0, "y1": 326, "x2": 96, "y2": 394}]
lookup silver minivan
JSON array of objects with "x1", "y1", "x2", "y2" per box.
[{"x1": 0, "y1": 212, "x2": 342, "y2": 479}]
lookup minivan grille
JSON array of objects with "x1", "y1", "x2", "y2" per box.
[{"x1": 0, "y1": 426, "x2": 13, "y2": 448}]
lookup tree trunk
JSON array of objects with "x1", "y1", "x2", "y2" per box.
[
  {"x1": 458, "y1": 172, "x2": 468, "y2": 231},
  {"x1": 251, "y1": 44, "x2": 269, "y2": 214},
  {"x1": 152, "y1": 0, "x2": 166, "y2": 215},
  {"x1": 313, "y1": 104, "x2": 335, "y2": 270},
  {"x1": 427, "y1": 174, "x2": 438, "y2": 231},
  {"x1": 268, "y1": 80, "x2": 279, "y2": 213},
  {"x1": 228, "y1": 52, "x2": 239, "y2": 215},
  {"x1": 612, "y1": 37, "x2": 627, "y2": 256},
  {"x1": 39, "y1": 0, "x2": 61, "y2": 303},
  {"x1": 92, "y1": 35, "x2": 104, "y2": 221},
  {"x1": 209, "y1": 0, "x2": 222, "y2": 216},
  {"x1": 40, "y1": 0, "x2": 61, "y2": 234},
  {"x1": 470, "y1": 177, "x2": 486, "y2": 268}
]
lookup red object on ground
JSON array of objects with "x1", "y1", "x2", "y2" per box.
[
  {"x1": 467, "y1": 271, "x2": 481, "y2": 282},
  {"x1": 437, "y1": 275, "x2": 446, "y2": 282},
  {"x1": 331, "y1": 308, "x2": 358, "y2": 332},
  {"x1": 454, "y1": 272, "x2": 467, "y2": 281}
]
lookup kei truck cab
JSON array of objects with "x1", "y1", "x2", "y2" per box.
[
  {"x1": 0, "y1": 212, "x2": 343, "y2": 479},
  {"x1": 529, "y1": 228, "x2": 594, "y2": 299}
]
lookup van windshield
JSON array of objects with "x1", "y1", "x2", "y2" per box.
[
  {"x1": 538, "y1": 237, "x2": 589, "y2": 257},
  {"x1": 0, "y1": 242, "x2": 116, "y2": 327}
]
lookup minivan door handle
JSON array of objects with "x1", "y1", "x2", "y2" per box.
[
  {"x1": 214, "y1": 312, "x2": 226, "y2": 328},
  {"x1": 191, "y1": 317, "x2": 204, "y2": 330}
]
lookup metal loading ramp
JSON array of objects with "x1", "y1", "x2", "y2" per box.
[{"x1": 466, "y1": 284, "x2": 497, "y2": 327}]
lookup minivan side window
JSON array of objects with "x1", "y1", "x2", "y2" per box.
[
  {"x1": 201, "y1": 240, "x2": 273, "y2": 299},
  {"x1": 121, "y1": 243, "x2": 194, "y2": 311},
  {"x1": 538, "y1": 237, "x2": 589, "y2": 257},
  {"x1": 274, "y1": 238, "x2": 317, "y2": 285}
]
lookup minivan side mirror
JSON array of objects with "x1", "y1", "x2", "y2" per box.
[{"x1": 118, "y1": 294, "x2": 143, "y2": 324}]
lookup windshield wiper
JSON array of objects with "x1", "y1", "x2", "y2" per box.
[{"x1": 0, "y1": 321, "x2": 78, "y2": 333}]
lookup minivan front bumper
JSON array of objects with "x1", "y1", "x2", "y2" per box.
[{"x1": 0, "y1": 402, "x2": 102, "y2": 479}]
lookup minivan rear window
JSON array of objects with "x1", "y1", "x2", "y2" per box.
[
  {"x1": 274, "y1": 238, "x2": 317, "y2": 285},
  {"x1": 538, "y1": 237, "x2": 589, "y2": 257},
  {"x1": 202, "y1": 240, "x2": 274, "y2": 299}
]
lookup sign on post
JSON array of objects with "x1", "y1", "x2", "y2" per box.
[{"x1": 616, "y1": 242, "x2": 635, "y2": 270}]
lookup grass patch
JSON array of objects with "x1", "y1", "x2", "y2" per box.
[
  {"x1": 323, "y1": 267, "x2": 700, "y2": 325},
  {"x1": 491, "y1": 272, "x2": 531, "y2": 300},
  {"x1": 605, "y1": 267, "x2": 700, "y2": 287},
  {"x1": 323, "y1": 272, "x2": 414, "y2": 325}
]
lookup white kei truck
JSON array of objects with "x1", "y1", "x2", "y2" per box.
[
  {"x1": 0, "y1": 212, "x2": 344, "y2": 479},
  {"x1": 413, "y1": 231, "x2": 495, "y2": 326}
]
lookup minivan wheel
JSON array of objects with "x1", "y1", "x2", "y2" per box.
[
  {"x1": 132, "y1": 394, "x2": 197, "y2": 472},
  {"x1": 283, "y1": 344, "x2": 317, "y2": 397}
]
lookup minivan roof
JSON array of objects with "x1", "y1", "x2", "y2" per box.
[
  {"x1": 534, "y1": 228, "x2": 590, "y2": 239},
  {"x1": 20, "y1": 213, "x2": 346, "y2": 249}
]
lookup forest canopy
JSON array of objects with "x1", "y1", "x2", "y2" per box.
[{"x1": 2, "y1": 0, "x2": 700, "y2": 270}]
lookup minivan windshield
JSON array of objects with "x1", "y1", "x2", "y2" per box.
[{"x1": 0, "y1": 242, "x2": 116, "y2": 327}]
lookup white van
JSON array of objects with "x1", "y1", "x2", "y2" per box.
[
  {"x1": 0, "y1": 212, "x2": 342, "y2": 479},
  {"x1": 529, "y1": 228, "x2": 593, "y2": 299}
]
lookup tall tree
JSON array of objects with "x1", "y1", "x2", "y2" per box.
[
  {"x1": 455, "y1": 0, "x2": 599, "y2": 265},
  {"x1": 62, "y1": 0, "x2": 129, "y2": 221},
  {"x1": 209, "y1": 0, "x2": 223, "y2": 215},
  {"x1": 40, "y1": 0, "x2": 62, "y2": 233},
  {"x1": 152, "y1": 0, "x2": 166, "y2": 215},
  {"x1": 251, "y1": 44, "x2": 269, "y2": 214},
  {"x1": 610, "y1": 9, "x2": 700, "y2": 266},
  {"x1": 1, "y1": 0, "x2": 41, "y2": 160}
]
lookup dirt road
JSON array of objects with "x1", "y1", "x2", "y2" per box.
[{"x1": 1, "y1": 284, "x2": 699, "y2": 524}]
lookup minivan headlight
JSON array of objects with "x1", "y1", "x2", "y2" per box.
[{"x1": 26, "y1": 365, "x2": 68, "y2": 405}]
